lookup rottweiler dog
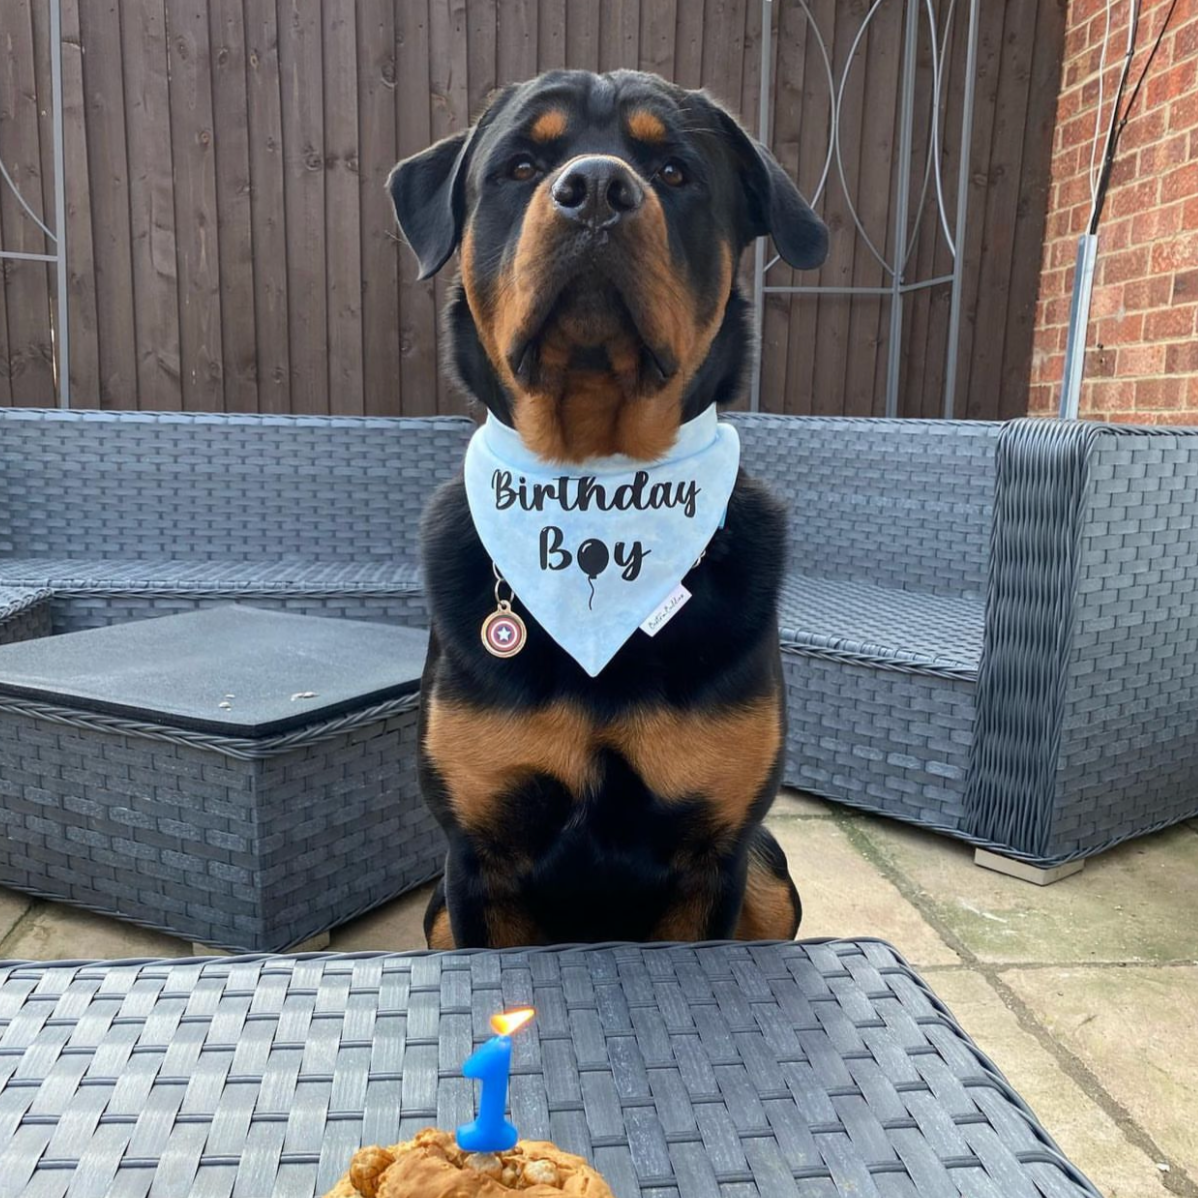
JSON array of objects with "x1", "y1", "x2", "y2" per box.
[{"x1": 389, "y1": 69, "x2": 827, "y2": 949}]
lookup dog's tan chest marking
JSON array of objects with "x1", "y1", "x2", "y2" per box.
[
  {"x1": 425, "y1": 692, "x2": 782, "y2": 835},
  {"x1": 424, "y1": 697, "x2": 599, "y2": 830},
  {"x1": 607, "y1": 695, "x2": 783, "y2": 826}
]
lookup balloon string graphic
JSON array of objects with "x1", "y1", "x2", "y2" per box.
[{"x1": 588, "y1": 577, "x2": 596, "y2": 610}]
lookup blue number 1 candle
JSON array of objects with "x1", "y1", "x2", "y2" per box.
[{"x1": 456, "y1": 1008, "x2": 535, "y2": 1153}]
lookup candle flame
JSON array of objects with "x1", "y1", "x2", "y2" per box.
[{"x1": 490, "y1": 1007, "x2": 535, "y2": 1036}]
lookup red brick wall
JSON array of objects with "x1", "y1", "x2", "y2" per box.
[{"x1": 1030, "y1": 0, "x2": 1198, "y2": 422}]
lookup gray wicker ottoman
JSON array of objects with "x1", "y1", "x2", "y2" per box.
[
  {"x1": 0, "y1": 940, "x2": 1099, "y2": 1198},
  {"x1": 0, "y1": 606, "x2": 444, "y2": 953},
  {"x1": 0, "y1": 587, "x2": 52, "y2": 647}
]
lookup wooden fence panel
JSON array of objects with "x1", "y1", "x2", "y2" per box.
[
  {"x1": 209, "y1": 0, "x2": 259, "y2": 413},
  {"x1": 0, "y1": 0, "x2": 55, "y2": 405},
  {"x1": 0, "y1": 0, "x2": 1063, "y2": 421}
]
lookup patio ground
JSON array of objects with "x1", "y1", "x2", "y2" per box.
[{"x1": 1, "y1": 792, "x2": 1194, "y2": 1198}]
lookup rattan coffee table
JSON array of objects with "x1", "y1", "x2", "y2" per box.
[
  {"x1": 0, "y1": 606, "x2": 442, "y2": 953},
  {"x1": 0, "y1": 940, "x2": 1100, "y2": 1197}
]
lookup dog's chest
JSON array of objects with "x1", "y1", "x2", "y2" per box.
[{"x1": 423, "y1": 691, "x2": 782, "y2": 841}]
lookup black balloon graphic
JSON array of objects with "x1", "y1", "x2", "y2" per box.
[{"x1": 577, "y1": 538, "x2": 609, "y2": 609}]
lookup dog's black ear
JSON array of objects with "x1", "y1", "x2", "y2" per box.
[
  {"x1": 704, "y1": 97, "x2": 828, "y2": 271},
  {"x1": 388, "y1": 130, "x2": 474, "y2": 280}
]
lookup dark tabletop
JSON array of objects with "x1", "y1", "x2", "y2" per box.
[
  {"x1": 0, "y1": 605, "x2": 428, "y2": 737},
  {"x1": 0, "y1": 941, "x2": 1102, "y2": 1198}
]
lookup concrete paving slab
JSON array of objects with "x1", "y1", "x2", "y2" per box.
[
  {"x1": 767, "y1": 815, "x2": 960, "y2": 966},
  {"x1": 853, "y1": 816, "x2": 1198, "y2": 964},
  {"x1": 0, "y1": 887, "x2": 32, "y2": 946},
  {"x1": 770, "y1": 788, "x2": 839, "y2": 817},
  {"x1": 1005, "y1": 965, "x2": 1198, "y2": 1180},
  {"x1": 331, "y1": 883, "x2": 436, "y2": 952},
  {"x1": 4, "y1": 902, "x2": 189, "y2": 961},
  {"x1": 932, "y1": 969, "x2": 1170, "y2": 1198}
]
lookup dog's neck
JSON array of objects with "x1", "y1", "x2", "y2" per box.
[{"x1": 448, "y1": 281, "x2": 754, "y2": 455}]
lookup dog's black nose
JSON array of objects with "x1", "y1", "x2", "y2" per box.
[{"x1": 551, "y1": 157, "x2": 643, "y2": 228}]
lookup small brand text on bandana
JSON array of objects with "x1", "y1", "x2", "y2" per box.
[{"x1": 640, "y1": 583, "x2": 692, "y2": 636}]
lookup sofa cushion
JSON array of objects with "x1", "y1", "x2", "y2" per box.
[
  {"x1": 778, "y1": 573, "x2": 984, "y2": 679},
  {"x1": 0, "y1": 557, "x2": 423, "y2": 595}
]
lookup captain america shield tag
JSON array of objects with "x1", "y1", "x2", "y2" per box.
[{"x1": 481, "y1": 601, "x2": 527, "y2": 658}]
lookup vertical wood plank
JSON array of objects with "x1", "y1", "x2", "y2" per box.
[
  {"x1": 565, "y1": 0, "x2": 601, "y2": 71},
  {"x1": 77, "y1": 0, "x2": 137, "y2": 408},
  {"x1": 31, "y1": 0, "x2": 63, "y2": 402},
  {"x1": 759, "y1": 0, "x2": 798, "y2": 413},
  {"x1": 738, "y1": 0, "x2": 760, "y2": 137},
  {"x1": 897, "y1": 0, "x2": 943, "y2": 419},
  {"x1": 999, "y1": 0, "x2": 1066, "y2": 419},
  {"x1": 498, "y1": 0, "x2": 538, "y2": 83},
  {"x1": 208, "y1": 0, "x2": 259, "y2": 412},
  {"x1": 539, "y1": 0, "x2": 567, "y2": 71},
  {"x1": 946, "y1": 0, "x2": 1007, "y2": 419},
  {"x1": 781, "y1": 0, "x2": 834, "y2": 415},
  {"x1": 672, "y1": 0, "x2": 704, "y2": 87},
  {"x1": 701, "y1": 0, "x2": 746, "y2": 111},
  {"x1": 640, "y1": 0, "x2": 677, "y2": 78},
  {"x1": 468, "y1": 0, "x2": 498, "y2": 113},
  {"x1": 0, "y1": 201, "x2": 10, "y2": 404},
  {"x1": 729, "y1": 0, "x2": 762, "y2": 348},
  {"x1": 900, "y1": 0, "x2": 962, "y2": 417},
  {"x1": 244, "y1": 0, "x2": 290, "y2": 413},
  {"x1": 277, "y1": 0, "x2": 327, "y2": 413},
  {"x1": 56, "y1": 0, "x2": 101, "y2": 404},
  {"x1": 396, "y1": 0, "x2": 438, "y2": 416},
  {"x1": 323, "y1": 3, "x2": 364, "y2": 414},
  {"x1": 599, "y1": 0, "x2": 640, "y2": 71},
  {"x1": 358, "y1": 0, "x2": 400, "y2": 416},
  {"x1": 808, "y1": 2, "x2": 864, "y2": 417},
  {"x1": 842, "y1": 0, "x2": 901, "y2": 416},
  {"x1": 428, "y1": 0, "x2": 469, "y2": 412},
  {"x1": 122, "y1": 0, "x2": 183, "y2": 408},
  {"x1": 166, "y1": 0, "x2": 225, "y2": 411},
  {"x1": 0, "y1": 0, "x2": 56, "y2": 404},
  {"x1": 965, "y1": 0, "x2": 1037, "y2": 419}
]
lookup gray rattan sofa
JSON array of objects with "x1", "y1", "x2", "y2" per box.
[
  {"x1": 733, "y1": 414, "x2": 1198, "y2": 873},
  {"x1": 0, "y1": 409, "x2": 475, "y2": 632},
  {"x1": 2, "y1": 409, "x2": 1195, "y2": 877}
]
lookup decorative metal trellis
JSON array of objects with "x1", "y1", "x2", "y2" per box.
[
  {"x1": 750, "y1": 0, "x2": 980, "y2": 417},
  {"x1": 0, "y1": 0, "x2": 68, "y2": 408}
]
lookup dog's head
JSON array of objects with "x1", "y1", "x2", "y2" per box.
[{"x1": 390, "y1": 70, "x2": 826, "y2": 462}]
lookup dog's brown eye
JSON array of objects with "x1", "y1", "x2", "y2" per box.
[
  {"x1": 509, "y1": 156, "x2": 539, "y2": 182},
  {"x1": 657, "y1": 161, "x2": 686, "y2": 187}
]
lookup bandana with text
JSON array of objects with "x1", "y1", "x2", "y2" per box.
[{"x1": 464, "y1": 406, "x2": 740, "y2": 676}]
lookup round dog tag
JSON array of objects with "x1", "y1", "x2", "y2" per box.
[{"x1": 481, "y1": 601, "x2": 526, "y2": 658}]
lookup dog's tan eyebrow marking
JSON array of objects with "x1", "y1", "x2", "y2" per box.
[
  {"x1": 530, "y1": 109, "x2": 568, "y2": 142},
  {"x1": 627, "y1": 108, "x2": 667, "y2": 143}
]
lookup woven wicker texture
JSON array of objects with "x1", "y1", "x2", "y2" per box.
[
  {"x1": 4, "y1": 409, "x2": 1197, "y2": 869},
  {"x1": 0, "y1": 410, "x2": 475, "y2": 563},
  {"x1": 734, "y1": 414, "x2": 1198, "y2": 865},
  {"x1": 966, "y1": 420, "x2": 1198, "y2": 862},
  {"x1": 0, "y1": 702, "x2": 442, "y2": 952},
  {"x1": 0, "y1": 588, "x2": 51, "y2": 646},
  {"x1": 778, "y1": 576, "x2": 984, "y2": 679},
  {"x1": 730, "y1": 415, "x2": 998, "y2": 600},
  {"x1": 45, "y1": 592, "x2": 432, "y2": 636},
  {"x1": 0, "y1": 941, "x2": 1100, "y2": 1198}
]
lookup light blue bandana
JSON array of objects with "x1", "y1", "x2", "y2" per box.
[{"x1": 464, "y1": 406, "x2": 740, "y2": 676}]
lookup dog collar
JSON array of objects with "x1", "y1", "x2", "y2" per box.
[{"x1": 463, "y1": 406, "x2": 740, "y2": 676}]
